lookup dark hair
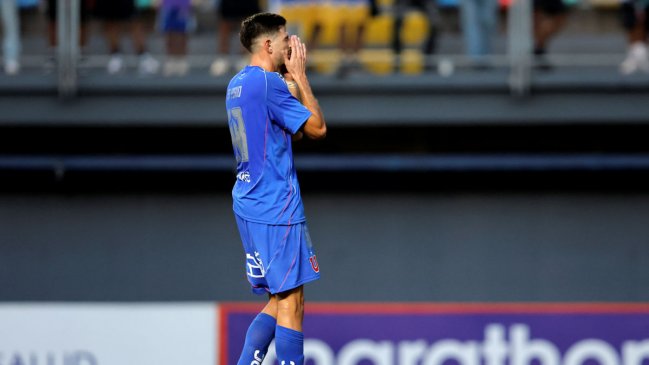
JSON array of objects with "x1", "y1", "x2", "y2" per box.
[{"x1": 240, "y1": 13, "x2": 287, "y2": 53}]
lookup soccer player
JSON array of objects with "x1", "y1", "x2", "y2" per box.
[{"x1": 225, "y1": 12, "x2": 327, "y2": 365}]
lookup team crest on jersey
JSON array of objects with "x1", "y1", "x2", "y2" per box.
[{"x1": 309, "y1": 255, "x2": 320, "y2": 273}]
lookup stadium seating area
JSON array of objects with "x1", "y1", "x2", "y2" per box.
[
  {"x1": 7, "y1": 0, "x2": 628, "y2": 76},
  {"x1": 273, "y1": 0, "x2": 624, "y2": 74}
]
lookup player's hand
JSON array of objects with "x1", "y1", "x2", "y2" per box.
[
  {"x1": 284, "y1": 35, "x2": 307, "y2": 80},
  {"x1": 280, "y1": 64, "x2": 293, "y2": 82}
]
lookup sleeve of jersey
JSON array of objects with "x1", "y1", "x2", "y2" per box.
[{"x1": 267, "y1": 74, "x2": 312, "y2": 135}]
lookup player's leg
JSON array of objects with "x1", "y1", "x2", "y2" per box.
[
  {"x1": 236, "y1": 295, "x2": 279, "y2": 365},
  {"x1": 275, "y1": 286, "x2": 305, "y2": 365},
  {"x1": 1, "y1": 0, "x2": 20, "y2": 74}
]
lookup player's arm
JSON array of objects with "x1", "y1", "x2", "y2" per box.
[
  {"x1": 284, "y1": 36, "x2": 327, "y2": 140},
  {"x1": 283, "y1": 69, "x2": 304, "y2": 141}
]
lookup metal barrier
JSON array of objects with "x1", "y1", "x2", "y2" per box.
[
  {"x1": 43, "y1": 0, "x2": 632, "y2": 98},
  {"x1": 508, "y1": 0, "x2": 533, "y2": 96},
  {"x1": 57, "y1": 0, "x2": 79, "y2": 98}
]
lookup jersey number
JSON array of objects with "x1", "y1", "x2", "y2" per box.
[{"x1": 228, "y1": 107, "x2": 249, "y2": 163}]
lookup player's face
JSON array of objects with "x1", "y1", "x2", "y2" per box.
[{"x1": 270, "y1": 26, "x2": 290, "y2": 68}]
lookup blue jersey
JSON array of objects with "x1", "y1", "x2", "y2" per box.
[{"x1": 226, "y1": 66, "x2": 312, "y2": 225}]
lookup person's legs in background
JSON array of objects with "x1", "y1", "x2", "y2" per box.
[
  {"x1": 98, "y1": 0, "x2": 158, "y2": 75},
  {"x1": 45, "y1": 0, "x2": 90, "y2": 73},
  {"x1": 533, "y1": 0, "x2": 568, "y2": 69},
  {"x1": 1, "y1": 0, "x2": 21, "y2": 75},
  {"x1": 211, "y1": 0, "x2": 260, "y2": 76},
  {"x1": 420, "y1": 0, "x2": 440, "y2": 69},
  {"x1": 472, "y1": 0, "x2": 497, "y2": 67},
  {"x1": 162, "y1": 2, "x2": 190, "y2": 76},
  {"x1": 619, "y1": 0, "x2": 649, "y2": 74},
  {"x1": 210, "y1": 16, "x2": 235, "y2": 75},
  {"x1": 391, "y1": 0, "x2": 407, "y2": 72},
  {"x1": 460, "y1": 0, "x2": 482, "y2": 63},
  {"x1": 335, "y1": 2, "x2": 368, "y2": 78},
  {"x1": 131, "y1": 3, "x2": 159, "y2": 75}
]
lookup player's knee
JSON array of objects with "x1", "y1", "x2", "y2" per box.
[
  {"x1": 277, "y1": 290, "x2": 304, "y2": 319},
  {"x1": 277, "y1": 301, "x2": 303, "y2": 320}
]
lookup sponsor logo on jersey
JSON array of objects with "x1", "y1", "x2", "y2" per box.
[
  {"x1": 246, "y1": 251, "x2": 266, "y2": 278},
  {"x1": 237, "y1": 171, "x2": 251, "y2": 183}
]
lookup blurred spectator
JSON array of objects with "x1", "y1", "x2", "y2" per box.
[
  {"x1": 94, "y1": 0, "x2": 159, "y2": 74},
  {"x1": 268, "y1": 0, "x2": 323, "y2": 74},
  {"x1": 161, "y1": 0, "x2": 191, "y2": 76},
  {"x1": 619, "y1": 0, "x2": 649, "y2": 74},
  {"x1": 533, "y1": 0, "x2": 569, "y2": 69},
  {"x1": 210, "y1": 0, "x2": 260, "y2": 76},
  {"x1": 391, "y1": 0, "x2": 440, "y2": 72},
  {"x1": 460, "y1": 0, "x2": 497, "y2": 68},
  {"x1": 45, "y1": 0, "x2": 91, "y2": 71},
  {"x1": 2, "y1": 0, "x2": 21, "y2": 75},
  {"x1": 332, "y1": 0, "x2": 372, "y2": 77}
]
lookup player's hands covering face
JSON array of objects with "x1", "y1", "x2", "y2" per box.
[{"x1": 284, "y1": 35, "x2": 307, "y2": 79}]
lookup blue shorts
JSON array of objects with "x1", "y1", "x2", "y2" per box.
[
  {"x1": 161, "y1": 6, "x2": 190, "y2": 33},
  {"x1": 235, "y1": 214, "x2": 321, "y2": 295}
]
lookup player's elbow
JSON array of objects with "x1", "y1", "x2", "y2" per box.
[
  {"x1": 303, "y1": 116, "x2": 327, "y2": 140},
  {"x1": 312, "y1": 124, "x2": 327, "y2": 140},
  {"x1": 306, "y1": 124, "x2": 327, "y2": 140}
]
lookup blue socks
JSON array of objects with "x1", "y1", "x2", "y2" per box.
[
  {"x1": 275, "y1": 325, "x2": 304, "y2": 365},
  {"x1": 237, "y1": 313, "x2": 277, "y2": 365},
  {"x1": 236, "y1": 313, "x2": 305, "y2": 365}
]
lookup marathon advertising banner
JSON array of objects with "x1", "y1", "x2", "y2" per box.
[{"x1": 220, "y1": 303, "x2": 649, "y2": 365}]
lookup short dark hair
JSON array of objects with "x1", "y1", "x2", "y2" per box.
[{"x1": 240, "y1": 13, "x2": 287, "y2": 53}]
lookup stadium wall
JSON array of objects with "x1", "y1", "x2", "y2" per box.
[{"x1": 0, "y1": 192, "x2": 648, "y2": 302}]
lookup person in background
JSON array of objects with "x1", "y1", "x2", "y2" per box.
[
  {"x1": 161, "y1": 0, "x2": 191, "y2": 76},
  {"x1": 391, "y1": 0, "x2": 440, "y2": 72},
  {"x1": 210, "y1": 0, "x2": 260, "y2": 76},
  {"x1": 533, "y1": 0, "x2": 569, "y2": 69},
  {"x1": 94, "y1": 0, "x2": 160, "y2": 74},
  {"x1": 331, "y1": 0, "x2": 371, "y2": 78},
  {"x1": 460, "y1": 0, "x2": 498, "y2": 68},
  {"x1": 618, "y1": 0, "x2": 649, "y2": 74},
  {"x1": 272, "y1": 0, "x2": 320, "y2": 52},
  {"x1": 45, "y1": 0, "x2": 92, "y2": 73},
  {"x1": 2, "y1": 0, "x2": 21, "y2": 74}
]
